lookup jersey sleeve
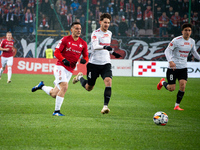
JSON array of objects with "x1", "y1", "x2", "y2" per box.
[
  {"x1": 55, "y1": 37, "x2": 66, "y2": 52},
  {"x1": 191, "y1": 41, "x2": 200, "y2": 60},
  {"x1": 54, "y1": 37, "x2": 66, "y2": 61},
  {"x1": 91, "y1": 32, "x2": 104, "y2": 50},
  {"x1": 165, "y1": 39, "x2": 176, "y2": 62}
]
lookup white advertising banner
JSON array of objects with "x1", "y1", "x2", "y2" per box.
[
  {"x1": 133, "y1": 61, "x2": 200, "y2": 78},
  {"x1": 111, "y1": 60, "x2": 132, "y2": 76}
]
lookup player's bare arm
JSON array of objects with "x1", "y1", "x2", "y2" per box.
[{"x1": 169, "y1": 61, "x2": 176, "y2": 70}]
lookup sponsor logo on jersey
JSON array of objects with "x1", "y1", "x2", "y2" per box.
[
  {"x1": 169, "y1": 42, "x2": 173, "y2": 47},
  {"x1": 184, "y1": 42, "x2": 190, "y2": 45},
  {"x1": 65, "y1": 47, "x2": 81, "y2": 53},
  {"x1": 79, "y1": 44, "x2": 83, "y2": 48},
  {"x1": 56, "y1": 40, "x2": 62, "y2": 48},
  {"x1": 92, "y1": 35, "x2": 97, "y2": 40},
  {"x1": 179, "y1": 50, "x2": 189, "y2": 53},
  {"x1": 72, "y1": 43, "x2": 77, "y2": 46}
]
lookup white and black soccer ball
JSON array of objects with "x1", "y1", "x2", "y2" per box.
[{"x1": 153, "y1": 111, "x2": 168, "y2": 126}]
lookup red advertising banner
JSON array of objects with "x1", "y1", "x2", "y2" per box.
[{"x1": 0, "y1": 58, "x2": 87, "y2": 75}]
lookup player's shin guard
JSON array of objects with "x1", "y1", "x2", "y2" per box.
[
  {"x1": 7, "y1": 67, "x2": 12, "y2": 81},
  {"x1": 163, "y1": 82, "x2": 168, "y2": 90},
  {"x1": 176, "y1": 90, "x2": 185, "y2": 104},
  {"x1": 80, "y1": 77, "x2": 87, "y2": 89},
  {"x1": 104, "y1": 87, "x2": 111, "y2": 106}
]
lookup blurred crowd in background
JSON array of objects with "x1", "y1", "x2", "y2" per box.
[{"x1": 0, "y1": 0, "x2": 200, "y2": 38}]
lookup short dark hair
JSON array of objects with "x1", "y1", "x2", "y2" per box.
[
  {"x1": 70, "y1": 22, "x2": 81, "y2": 28},
  {"x1": 6, "y1": 31, "x2": 12, "y2": 34},
  {"x1": 181, "y1": 23, "x2": 192, "y2": 31},
  {"x1": 47, "y1": 45, "x2": 51, "y2": 48},
  {"x1": 100, "y1": 13, "x2": 112, "y2": 21}
]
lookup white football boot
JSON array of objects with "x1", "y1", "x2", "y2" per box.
[
  {"x1": 101, "y1": 106, "x2": 110, "y2": 114},
  {"x1": 72, "y1": 72, "x2": 83, "y2": 84}
]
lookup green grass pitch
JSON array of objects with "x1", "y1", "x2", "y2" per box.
[{"x1": 0, "y1": 74, "x2": 200, "y2": 150}]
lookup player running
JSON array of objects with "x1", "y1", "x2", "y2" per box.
[
  {"x1": 31, "y1": 22, "x2": 88, "y2": 116},
  {"x1": 0, "y1": 31, "x2": 15, "y2": 83},
  {"x1": 72, "y1": 13, "x2": 121, "y2": 114},
  {"x1": 157, "y1": 23, "x2": 200, "y2": 110}
]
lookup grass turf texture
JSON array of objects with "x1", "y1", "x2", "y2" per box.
[{"x1": 0, "y1": 74, "x2": 200, "y2": 150}]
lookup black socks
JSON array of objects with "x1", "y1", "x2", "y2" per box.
[
  {"x1": 80, "y1": 77, "x2": 88, "y2": 89},
  {"x1": 176, "y1": 90, "x2": 185, "y2": 104},
  {"x1": 163, "y1": 82, "x2": 168, "y2": 90},
  {"x1": 104, "y1": 87, "x2": 111, "y2": 105}
]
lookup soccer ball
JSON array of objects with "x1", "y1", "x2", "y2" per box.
[{"x1": 153, "y1": 111, "x2": 168, "y2": 126}]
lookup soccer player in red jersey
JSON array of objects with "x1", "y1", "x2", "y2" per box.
[
  {"x1": 32, "y1": 22, "x2": 89, "y2": 116},
  {"x1": 0, "y1": 31, "x2": 15, "y2": 83}
]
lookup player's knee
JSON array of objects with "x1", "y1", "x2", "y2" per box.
[
  {"x1": 50, "y1": 93, "x2": 57, "y2": 98},
  {"x1": 86, "y1": 86, "x2": 93, "y2": 91},
  {"x1": 104, "y1": 78, "x2": 112, "y2": 87},
  {"x1": 168, "y1": 85, "x2": 175, "y2": 91},
  {"x1": 169, "y1": 87, "x2": 175, "y2": 91},
  {"x1": 50, "y1": 90, "x2": 58, "y2": 98}
]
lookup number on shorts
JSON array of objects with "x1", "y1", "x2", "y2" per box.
[
  {"x1": 59, "y1": 70, "x2": 62, "y2": 76},
  {"x1": 170, "y1": 74, "x2": 173, "y2": 81},
  {"x1": 88, "y1": 72, "x2": 91, "y2": 78}
]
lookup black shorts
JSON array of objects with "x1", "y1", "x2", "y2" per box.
[
  {"x1": 166, "y1": 68, "x2": 188, "y2": 84},
  {"x1": 86, "y1": 63, "x2": 112, "y2": 86}
]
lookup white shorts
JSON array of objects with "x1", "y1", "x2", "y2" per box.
[
  {"x1": 1, "y1": 56, "x2": 13, "y2": 68},
  {"x1": 53, "y1": 65, "x2": 72, "y2": 90}
]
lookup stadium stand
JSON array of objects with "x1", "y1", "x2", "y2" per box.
[{"x1": 0, "y1": 0, "x2": 199, "y2": 38}]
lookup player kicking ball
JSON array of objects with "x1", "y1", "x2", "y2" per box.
[
  {"x1": 157, "y1": 23, "x2": 200, "y2": 110},
  {"x1": 72, "y1": 13, "x2": 121, "y2": 114},
  {"x1": 31, "y1": 22, "x2": 88, "y2": 116}
]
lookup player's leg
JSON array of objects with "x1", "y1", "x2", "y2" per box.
[
  {"x1": 52, "y1": 65, "x2": 72, "y2": 116},
  {"x1": 157, "y1": 68, "x2": 176, "y2": 91},
  {"x1": 53, "y1": 82, "x2": 68, "y2": 116},
  {"x1": 6, "y1": 57, "x2": 13, "y2": 83},
  {"x1": 32, "y1": 80, "x2": 59, "y2": 97},
  {"x1": 174, "y1": 79, "x2": 187, "y2": 111},
  {"x1": 101, "y1": 64, "x2": 112, "y2": 114},
  {"x1": 174, "y1": 68, "x2": 187, "y2": 111},
  {"x1": 0, "y1": 57, "x2": 7, "y2": 79},
  {"x1": 73, "y1": 72, "x2": 94, "y2": 91},
  {"x1": 73, "y1": 63, "x2": 96, "y2": 91}
]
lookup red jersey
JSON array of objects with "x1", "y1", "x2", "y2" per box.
[
  {"x1": 143, "y1": 9, "x2": 153, "y2": 20},
  {"x1": 171, "y1": 15, "x2": 181, "y2": 27},
  {"x1": 159, "y1": 15, "x2": 169, "y2": 27},
  {"x1": 0, "y1": 39, "x2": 14, "y2": 57},
  {"x1": 55, "y1": 35, "x2": 88, "y2": 73}
]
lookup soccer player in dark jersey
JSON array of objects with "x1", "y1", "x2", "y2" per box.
[
  {"x1": 0, "y1": 31, "x2": 15, "y2": 83},
  {"x1": 31, "y1": 22, "x2": 89, "y2": 116},
  {"x1": 157, "y1": 23, "x2": 200, "y2": 110}
]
